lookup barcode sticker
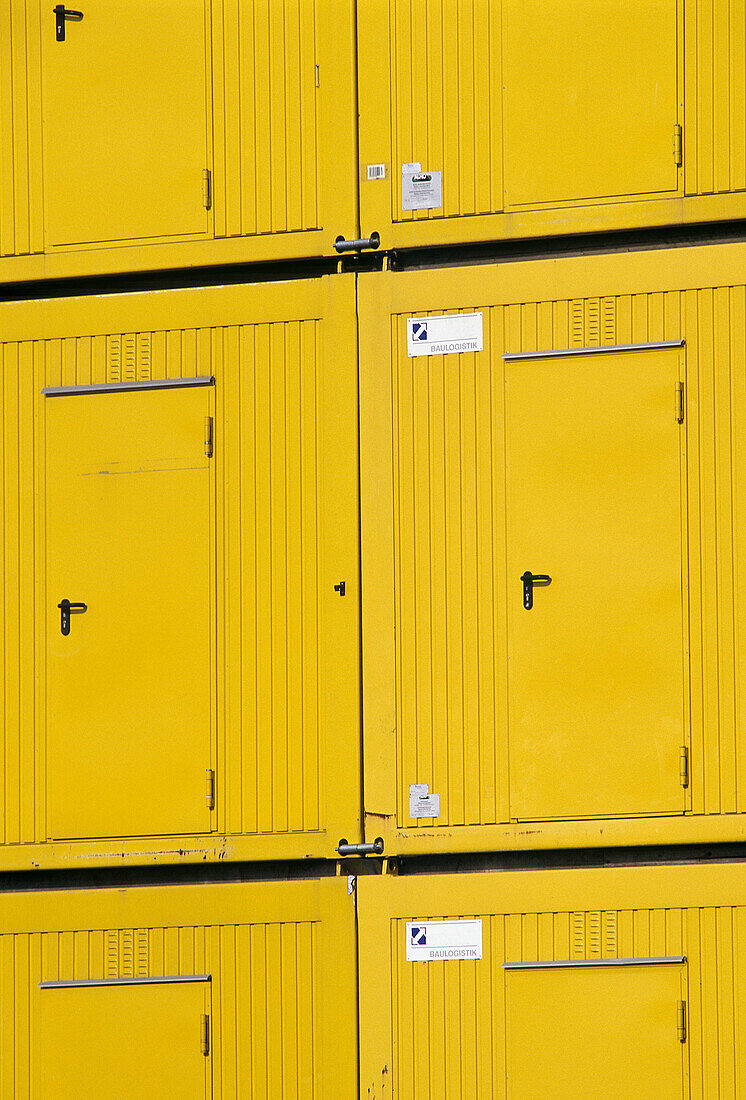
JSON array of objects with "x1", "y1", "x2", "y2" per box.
[{"x1": 367, "y1": 163, "x2": 386, "y2": 180}]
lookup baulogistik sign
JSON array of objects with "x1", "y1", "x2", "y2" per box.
[
  {"x1": 406, "y1": 919, "x2": 483, "y2": 962},
  {"x1": 407, "y1": 312, "x2": 483, "y2": 357}
]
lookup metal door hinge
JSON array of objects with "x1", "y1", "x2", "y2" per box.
[
  {"x1": 200, "y1": 1013, "x2": 210, "y2": 1055},
  {"x1": 679, "y1": 746, "x2": 689, "y2": 789},
  {"x1": 202, "y1": 169, "x2": 212, "y2": 210},
  {"x1": 677, "y1": 999, "x2": 687, "y2": 1042},
  {"x1": 673, "y1": 124, "x2": 683, "y2": 167},
  {"x1": 204, "y1": 416, "x2": 213, "y2": 458},
  {"x1": 676, "y1": 381, "x2": 685, "y2": 424},
  {"x1": 205, "y1": 769, "x2": 215, "y2": 810}
]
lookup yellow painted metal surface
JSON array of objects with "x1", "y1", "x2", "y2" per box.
[
  {"x1": 45, "y1": 386, "x2": 214, "y2": 840},
  {"x1": 358, "y1": 862, "x2": 746, "y2": 1097},
  {"x1": 506, "y1": 964, "x2": 684, "y2": 1098},
  {"x1": 0, "y1": 876, "x2": 357, "y2": 1098},
  {"x1": 0, "y1": 1, "x2": 357, "y2": 278},
  {"x1": 359, "y1": 243, "x2": 746, "y2": 854},
  {"x1": 506, "y1": 349, "x2": 685, "y2": 820},
  {"x1": 38, "y1": 981, "x2": 211, "y2": 1098},
  {"x1": 357, "y1": 0, "x2": 746, "y2": 248},
  {"x1": 0, "y1": 276, "x2": 360, "y2": 866},
  {"x1": 41, "y1": 0, "x2": 209, "y2": 247},
  {"x1": 502, "y1": 0, "x2": 678, "y2": 206}
]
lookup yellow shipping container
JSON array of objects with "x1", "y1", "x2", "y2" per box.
[
  {"x1": 0, "y1": 275, "x2": 360, "y2": 867},
  {"x1": 0, "y1": 874, "x2": 358, "y2": 1098},
  {"x1": 0, "y1": 0, "x2": 358, "y2": 281},
  {"x1": 359, "y1": 862, "x2": 746, "y2": 1098},
  {"x1": 360, "y1": 243, "x2": 746, "y2": 855},
  {"x1": 358, "y1": 0, "x2": 746, "y2": 249}
]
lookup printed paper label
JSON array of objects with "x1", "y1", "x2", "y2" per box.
[
  {"x1": 367, "y1": 163, "x2": 386, "y2": 180},
  {"x1": 409, "y1": 783, "x2": 440, "y2": 818},
  {"x1": 402, "y1": 169, "x2": 442, "y2": 210},
  {"x1": 401, "y1": 161, "x2": 421, "y2": 174},
  {"x1": 406, "y1": 919, "x2": 483, "y2": 962},
  {"x1": 407, "y1": 312, "x2": 483, "y2": 357}
]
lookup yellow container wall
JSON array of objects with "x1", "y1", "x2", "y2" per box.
[
  {"x1": 0, "y1": 877, "x2": 358, "y2": 1099},
  {"x1": 0, "y1": 1, "x2": 43, "y2": 258},
  {"x1": 358, "y1": 864, "x2": 746, "y2": 1098},
  {"x1": 360, "y1": 244, "x2": 746, "y2": 853},
  {"x1": 0, "y1": 277, "x2": 360, "y2": 865},
  {"x1": 357, "y1": 0, "x2": 746, "y2": 249},
  {"x1": 212, "y1": 0, "x2": 322, "y2": 239},
  {"x1": 0, "y1": 1, "x2": 357, "y2": 281}
]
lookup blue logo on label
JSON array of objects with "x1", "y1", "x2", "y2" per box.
[
  {"x1": 410, "y1": 926, "x2": 427, "y2": 946},
  {"x1": 411, "y1": 322, "x2": 428, "y2": 342}
]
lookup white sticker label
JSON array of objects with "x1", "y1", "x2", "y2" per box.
[
  {"x1": 367, "y1": 163, "x2": 386, "y2": 180},
  {"x1": 402, "y1": 169, "x2": 442, "y2": 210},
  {"x1": 407, "y1": 313, "x2": 483, "y2": 357},
  {"x1": 406, "y1": 919, "x2": 483, "y2": 962},
  {"x1": 401, "y1": 161, "x2": 421, "y2": 174},
  {"x1": 409, "y1": 783, "x2": 440, "y2": 818}
]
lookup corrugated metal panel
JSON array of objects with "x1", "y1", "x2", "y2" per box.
[
  {"x1": 358, "y1": 865, "x2": 746, "y2": 1098},
  {"x1": 359, "y1": 245, "x2": 746, "y2": 853},
  {"x1": 0, "y1": 277, "x2": 360, "y2": 866},
  {"x1": 0, "y1": 2, "x2": 357, "y2": 280},
  {"x1": 212, "y1": 0, "x2": 321, "y2": 238},
  {"x1": 0, "y1": 0, "x2": 43, "y2": 258},
  {"x1": 357, "y1": 0, "x2": 746, "y2": 249},
  {"x1": 0, "y1": 877, "x2": 357, "y2": 1099},
  {"x1": 685, "y1": 0, "x2": 746, "y2": 196}
]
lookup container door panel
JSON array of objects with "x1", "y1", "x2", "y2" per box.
[
  {"x1": 37, "y1": 980, "x2": 210, "y2": 1098},
  {"x1": 45, "y1": 385, "x2": 213, "y2": 840},
  {"x1": 40, "y1": 0, "x2": 209, "y2": 247},
  {"x1": 506, "y1": 350, "x2": 685, "y2": 819},
  {"x1": 506, "y1": 964, "x2": 685, "y2": 1098},
  {"x1": 502, "y1": 0, "x2": 678, "y2": 206}
]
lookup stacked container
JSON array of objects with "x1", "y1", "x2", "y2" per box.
[{"x1": 1, "y1": 1, "x2": 746, "y2": 1094}]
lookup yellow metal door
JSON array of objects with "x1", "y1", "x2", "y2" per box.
[
  {"x1": 45, "y1": 381, "x2": 214, "y2": 840},
  {"x1": 505, "y1": 962, "x2": 686, "y2": 1098},
  {"x1": 37, "y1": 978, "x2": 211, "y2": 1098},
  {"x1": 502, "y1": 0, "x2": 679, "y2": 207},
  {"x1": 40, "y1": 0, "x2": 209, "y2": 247},
  {"x1": 506, "y1": 348, "x2": 686, "y2": 820}
]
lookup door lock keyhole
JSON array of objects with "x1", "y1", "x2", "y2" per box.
[
  {"x1": 54, "y1": 6, "x2": 83, "y2": 42},
  {"x1": 521, "y1": 571, "x2": 551, "y2": 610},
  {"x1": 58, "y1": 598, "x2": 87, "y2": 635}
]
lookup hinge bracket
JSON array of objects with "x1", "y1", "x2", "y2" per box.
[
  {"x1": 206, "y1": 768, "x2": 215, "y2": 810},
  {"x1": 677, "y1": 999, "x2": 686, "y2": 1043},
  {"x1": 679, "y1": 746, "x2": 689, "y2": 789},
  {"x1": 673, "y1": 124, "x2": 683, "y2": 167},
  {"x1": 200, "y1": 1013, "x2": 210, "y2": 1055},
  {"x1": 202, "y1": 169, "x2": 212, "y2": 210},
  {"x1": 676, "y1": 381, "x2": 685, "y2": 424},
  {"x1": 204, "y1": 416, "x2": 213, "y2": 458}
]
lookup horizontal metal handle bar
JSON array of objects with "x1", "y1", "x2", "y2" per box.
[
  {"x1": 40, "y1": 974, "x2": 211, "y2": 989},
  {"x1": 502, "y1": 340, "x2": 685, "y2": 362},
  {"x1": 42, "y1": 376, "x2": 215, "y2": 397},
  {"x1": 503, "y1": 955, "x2": 686, "y2": 971},
  {"x1": 336, "y1": 838, "x2": 384, "y2": 856},
  {"x1": 334, "y1": 232, "x2": 380, "y2": 253}
]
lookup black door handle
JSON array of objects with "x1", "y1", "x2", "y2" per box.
[
  {"x1": 54, "y1": 6, "x2": 83, "y2": 42},
  {"x1": 58, "y1": 598, "x2": 87, "y2": 636},
  {"x1": 520, "y1": 571, "x2": 551, "y2": 610}
]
